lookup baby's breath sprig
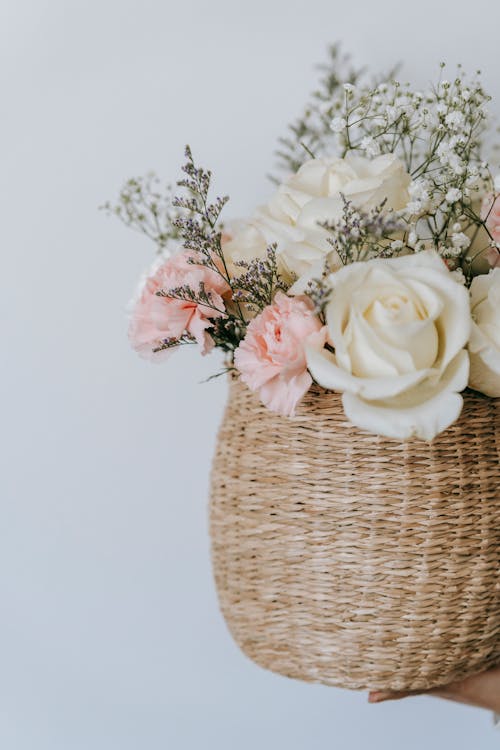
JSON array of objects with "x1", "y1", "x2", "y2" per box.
[
  {"x1": 273, "y1": 50, "x2": 496, "y2": 275},
  {"x1": 329, "y1": 66, "x2": 496, "y2": 272},
  {"x1": 231, "y1": 244, "x2": 291, "y2": 313},
  {"x1": 101, "y1": 173, "x2": 181, "y2": 252}
]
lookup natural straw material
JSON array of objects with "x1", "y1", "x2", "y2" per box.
[{"x1": 210, "y1": 375, "x2": 500, "y2": 691}]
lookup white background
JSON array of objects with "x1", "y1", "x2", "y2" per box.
[{"x1": 2, "y1": 1, "x2": 499, "y2": 748}]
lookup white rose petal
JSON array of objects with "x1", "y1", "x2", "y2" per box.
[
  {"x1": 220, "y1": 219, "x2": 270, "y2": 276},
  {"x1": 257, "y1": 153, "x2": 411, "y2": 277},
  {"x1": 342, "y1": 351, "x2": 469, "y2": 441},
  {"x1": 468, "y1": 268, "x2": 500, "y2": 397},
  {"x1": 305, "y1": 250, "x2": 471, "y2": 440}
]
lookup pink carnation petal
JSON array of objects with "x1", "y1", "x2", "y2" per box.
[
  {"x1": 234, "y1": 293, "x2": 323, "y2": 416},
  {"x1": 128, "y1": 250, "x2": 230, "y2": 359},
  {"x1": 259, "y1": 370, "x2": 313, "y2": 417}
]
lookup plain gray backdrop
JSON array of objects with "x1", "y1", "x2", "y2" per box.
[{"x1": 2, "y1": 0, "x2": 499, "y2": 748}]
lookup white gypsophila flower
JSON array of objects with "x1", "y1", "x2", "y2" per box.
[
  {"x1": 408, "y1": 231, "x2": 418, "y2": 246},
  {"x1": 305, "y1": 250, "x2": 471, "y2": 440},
  {"x1": 442, "y1": 245, "x2": 462, "y2": 258},
  {"x1": 451, "y1": 158, "x2": 466, "y2": 176},
  {"x1": 451, "y1": 267, "x2": 466, "y2": 285},
  {"x1": 385, "y1": 105, "x2": 399, "y2": 122},
  {"x1": 360, "y1": 136, "x2": 380, "y2": 157},
  {"x1": 465, "y1": 172, "x2": 481, "y2": 188},
  {"x1": 446, "y1": 188, "x2": 462, "y2": 203},
  {"x1": 330, "y1": 117, "x2": 347, "y2": 133},
  {"x1": 409, "y1": 180, "x2": 430, "y2": 201},
  {"x1": 405, "y1": 180, "x2": 432, "y2": 216},
  {"x1": 391, "y1": 240, "x2": 404, "y2": 250},
  {"x1": 451, "y1": 232, "x2": 471, "y2": 250},
  {"x1": 445, "y1": 111, "x2": 465, "y2": 130},
  {"x1": 256, "y1": 152, "x2": 411, "y2": 277},
  {"x1": 468, "y1": 269, "x2": 500, "y2": 397}
]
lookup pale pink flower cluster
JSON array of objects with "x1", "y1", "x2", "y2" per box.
[
  {"x1": 481, "y1": 194, "x2": 500, "y2": 268},
  {"x1": 234, "y1": 292, "x2": 326, "y2": 416},
  {"x1": 129, "y1": 251, "x2": 230, "y2": 359}
]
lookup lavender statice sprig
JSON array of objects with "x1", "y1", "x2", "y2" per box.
[
  {"x1": 171, "y1": 146, "x2": 247, "y2": 327},
  {"x1": 322, "y1": 195, "x2": 405, "y2": 265},
  {"x1": 152, "y1": 334, "x2": 197, "y2": 354},
  {"x1": 172, "y1": 146, "x2": 229, "y2": 275},
  {"x1": 156, "y1": 281, "x2": 226, "y2": 315},
  {"x1": 304, "y1": 253, "x2": 338, "y2": 315},
  {"x1": 231, "y1": 244, "x2": 291, "y2": 313}
]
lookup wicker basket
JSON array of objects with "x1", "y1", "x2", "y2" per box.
[{"x1": 209, "y1": 375, "x2": 500, "y2": 691}]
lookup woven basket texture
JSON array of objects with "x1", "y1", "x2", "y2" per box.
[{"x1": 209, "y1": 375, "x2": 500, "y2": 691}]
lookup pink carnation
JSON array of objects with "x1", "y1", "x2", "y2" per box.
[
  {"x1": 234, "y1": 292, "x2": 326, "y2": 416},
  {"x1": 129, "y1": 251, "x2": 230, "y2": 359},
  {"x1": 481, "y1": 194, "x2": 500, "y2": 268}
]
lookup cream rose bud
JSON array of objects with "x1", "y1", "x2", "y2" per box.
[
  {"x1": 256, "y1": 152, "x2": 411, "y2": 277},
  {"x1": 306, "y1": 250, "x2": 471, "y2": 441},
  {"x1": 468, "y1": 269, "x2": 500, "y2": 397}
]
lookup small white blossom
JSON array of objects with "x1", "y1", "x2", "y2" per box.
[
  {"x1": 446, "y1": 188, "x2": 462, "y2": 203},
  {"x1": 465, "y1": 172, "x2": 481, "y2": 188},
  {"x1": 406, "y1": 201, "x2": 422, "y2": 214},
  {"x1": 330, "y1": 117, "x2": 347, "y2": 133},
  {"x1": 451, "y1": 232, "x2": 471, "y2": 250},
  {"x1": 359, "y1": 136, "x2": 380, "y2": 157},
  {"x1": 445, "y1": 111, "x2": 465, "y2": 130},
  {"x1": 450, "y1": 268, "x2": 466, "y2": 284},
  {"x1": 385, "y1": 105, "x2": 399, "y2": 121},
  {"x1": 450, "y1": 157, "x2": 465, "y2": 176},
  {"x1": 390, "y1": 240, "x2": 404, "y2": 250}
]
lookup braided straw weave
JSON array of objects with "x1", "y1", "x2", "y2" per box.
[{"x1": 210, "y1": 375, "x2": 500, "y2": 691}]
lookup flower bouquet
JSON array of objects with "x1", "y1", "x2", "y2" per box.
[{"x1": 106, "y1": 47, "x2": 500, "y2": 691}]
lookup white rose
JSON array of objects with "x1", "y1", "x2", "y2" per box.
[
  {"x1": 306, "y1": 250, "x2": 471, "y2": 440},
  {"x1": 257, "y1": 152, "x2": 411, "y2": 277},
  {"x1": 468, "y1": 268, "x2": 500, "y2": 397},
  {"x1": 221, "y1": 219, "x2": 269, "y2": 275}
]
